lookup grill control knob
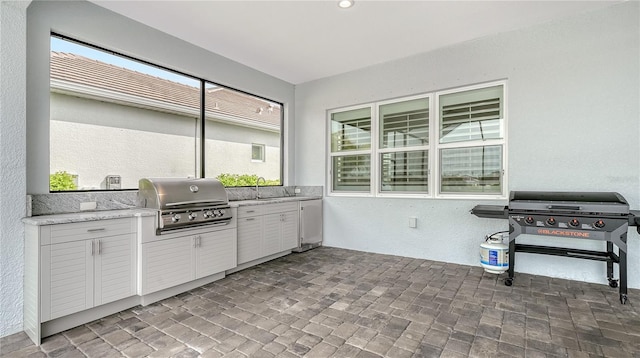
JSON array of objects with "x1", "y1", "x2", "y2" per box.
[
  {"x1": 188, "y1": 212, "x2": 198, "y2": 221},
  {"x1": 204, "y1": 210, "x2": 213, "y2": 218},
  {"x1": 593, "y1": 220, "x2": 605, "y2": 229},
  {"x1": 218, "y1": 209, "x2": 226, "y2": 217},
  {"x1": 546, "y1": 217, "x2": 556, "y2": 226},
  {"x1": 172, "y1": 214, "x2": 182, "y2": 222},
  {"x1": 569, "y1": 219, "x2": 580, "y2": 227},
  {"x1": 525, "y1": 216, "x2": 535, "y2": 225}
]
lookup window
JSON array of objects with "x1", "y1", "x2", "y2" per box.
[
  {"x1": 329, "y1": 107, "x2": 372, "y2": 192},
  {"x1": 251, "y1": 144, "x2": 265, "y2": 162},
  {"x1": 49, "y1": 35, "x2": 282, "y2": 191},
  {"x1": 328, "y1": 81, "x2": 506, "y2": 198},
  {"x1": 379, "y1": 97, "x2": 430, "y2": 193}
]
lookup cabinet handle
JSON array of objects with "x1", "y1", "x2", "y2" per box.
[
  {"x1": 87, "y1": 228, "x2": 106, "y2": 232},
  {"x1": 90, "y1": 240, "x2": 94, "y2": 256},
  {"x1": 246, "y1": 210, "x2": 255, "y2": 213},
  {"x1": 98, "y1": 240, "x2": 102, "y2": 255},
  {"x1": 246, "y1": 218, "x2": 255, "y2": 221},
  {"x1": 197, "y1": 236, "x2": 201, "y2": 247},
  {"x1": 193, "y1": 237, "x2": 197, "y2": 248}
]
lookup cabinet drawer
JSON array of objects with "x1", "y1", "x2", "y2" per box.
[
  {"x1": 47, "y1": 218, "x2": 135, "y2": 245},
  {"x1": 237, "y1": 205, "x2": 264, "y2": 218},
  {"x1": 264, "y1": 202, "x2": 298, "y2": 213}
]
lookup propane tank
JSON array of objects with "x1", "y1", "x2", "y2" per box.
[{"x1": 480, "y1": 232, "x2": 509, "y2": 274}]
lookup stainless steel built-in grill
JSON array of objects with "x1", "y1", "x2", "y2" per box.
[
  {"x1": 472, "y1": 191, "x2": 640, "y2": 304},
  {"x1": 139, "y1": 178, "x2": 233, "y2": 234}
]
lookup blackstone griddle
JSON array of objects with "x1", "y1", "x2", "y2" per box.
[{"x1": 472, "y1": 191, "x2": 640, "y2": 304}]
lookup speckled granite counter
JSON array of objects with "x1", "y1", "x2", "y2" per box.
[
  {"x1": 22, "y1": 196, "x2": 322, "y2": 226},
  {"x1": 22, "y1": 208, "x2": 156, "y2": 226},
  {"x1": 229, "y1": 196, "x2": 322, "y2": 207}
]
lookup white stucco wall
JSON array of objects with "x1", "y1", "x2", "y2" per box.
[
  {"x1": 295, "y1": 2, "x2": 640, "y2": 286},
  {"x1": 0, "y1": 0, "x2": 29, "y2": 338}
]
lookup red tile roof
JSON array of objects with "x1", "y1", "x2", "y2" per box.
[{"x1": 50, "y1": 52, "x2": 281, "y2": 127}]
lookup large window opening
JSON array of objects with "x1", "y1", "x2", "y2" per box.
[
  {"x1": 327, "y1": 81, "x2": 506, "y2": 199},
  {"x1": 49, "y1": 35, "x2": 282, "y2": 191}
]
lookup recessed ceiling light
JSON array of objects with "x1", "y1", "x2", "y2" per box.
[{"x1": 338, "y1": 0, "x2": 354, "y2": 9}]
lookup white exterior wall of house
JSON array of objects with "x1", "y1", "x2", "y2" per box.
[
  {"x1": 295, "y1": 2, "x2": 639, "y2": 286},
  {"x1": 51, "y1": 93, "x2": 281, "y2": 190}
]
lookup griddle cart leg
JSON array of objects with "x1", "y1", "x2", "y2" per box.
[
  {"x1": 606, "y1": 242, "x2": 618, "y2": 288},
  {"x1": 505, "y1": 236, "x2": 516, "y2": 286},
  {"x1": 620, "y1": 233, "x2": 628, "y2": 304}
]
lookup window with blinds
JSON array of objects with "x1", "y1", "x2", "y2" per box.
[
  {"x1": 327, "y1": 81, "x2": 506, "y2": 198},
  {"x1": 438, "y1": 84, "x2": 505, "y2": 195},
  {"x1": 440, "y1": 146, "x2": 502, "y2": 193},
  {"x1": 379, "y1": 97, "x2": 429, "y2": 193},
  {"x1": 330, "y1": 107, "x2": 372, "y2": 192}
]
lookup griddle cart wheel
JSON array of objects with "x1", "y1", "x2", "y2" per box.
[
  {"x1": 620, "y1": 294, "x2": 628, "y2": 305},
  {"x1": 608, "y1": 279, "x2": 619, "y2": 288},
  {"x1": 504, "y1": 278, "x2": 513, "y2": 286}
]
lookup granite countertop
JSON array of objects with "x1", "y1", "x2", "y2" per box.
[
  {"x1": 229, "y1": 195, "x2": 322, "y2": 207},
  {"x1": 22, "y1": 208, "x2": 156, "y2": 226},
  {"x1": 23, "y1": 196, "x2": 322, "y2": 226}
]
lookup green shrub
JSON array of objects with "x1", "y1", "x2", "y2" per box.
[
  {"x1": 50, "y1": 171, "x2": 77, "y2": 191},
  {"x1": 216, "y1": 173, "x2": 280, "y2": 187}
]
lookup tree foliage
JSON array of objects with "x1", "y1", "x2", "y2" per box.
[
  {"x1": 50, "y1": 171, "x2": 78, "y2": 191},
  {"x1": 216, "y1": 173, "x2": 280, "y2": 187}
]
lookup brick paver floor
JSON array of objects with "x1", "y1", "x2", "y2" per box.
[{"x1": 1, "y1": 247, "x2": 639, "y2": 357}]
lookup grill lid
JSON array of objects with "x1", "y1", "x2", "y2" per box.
[
  {"x1": 508, "y1": 191, "x2": 629, "y2": 215},
  {"x1": 138, "y1": 178, "x2": 228, "y2": 210}
]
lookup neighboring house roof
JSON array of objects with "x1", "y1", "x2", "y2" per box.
[{"x1": 50, "y1": 52, "x2": 281, "y2": 129}]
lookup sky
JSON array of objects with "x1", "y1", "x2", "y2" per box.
[{"x1": 51, "y1": 37, "x2": 201, "y2": 87}]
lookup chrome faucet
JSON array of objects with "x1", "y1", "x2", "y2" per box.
[{"x1": 255, "y1": 177, "x2": 266, "y2": 199}]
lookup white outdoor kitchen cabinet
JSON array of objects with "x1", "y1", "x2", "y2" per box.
[
  {"x1": 138, "y1": 214, "x2": 237, "y2": 297},
  {"x1": 237, "y1": 202, "x2": 299, "y2": 266},
  {"x1": 24, "y1": 217, "x2": 137, "y2": 345}
]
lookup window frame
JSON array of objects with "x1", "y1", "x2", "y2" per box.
[
  {"x1": 327, "y1": 104, "x2": 375, "y2": 197},
  {"x1": 251, "y1": 143, "x2": 266, "y2": 162},
  {"x1": 48, "y1": 33, "x2": 284, "y2": 192},
  {"x1": 327, "y1": 80, "x2": 507, "y2": 200},
  {"x1": 376, "y1": 94, "x2": 432, "y2": 198}
]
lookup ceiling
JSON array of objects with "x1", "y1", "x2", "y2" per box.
[{"x1": 91, "y1": 0, "x2": 622, "y2": 85}]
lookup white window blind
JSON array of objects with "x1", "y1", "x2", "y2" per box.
[{"x1": 440, "y1": 85, "x2": 503, "y2": 144}]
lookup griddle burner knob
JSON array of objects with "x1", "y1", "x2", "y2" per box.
[
  {"x1": 546, "y1": 217, "x2": 556, "y2": 226},
  {"x1": 204, "y1": 210, "x2": 214, "y2": 218},
  {"x1": 569, "y1": 219, "x2": 580, "y2": 227},
  {"x1": 188, "y1": 212, "x2": 198, "y2": 221},
  {"x1": 593, "y1": 220, "x2": 605, "y2": 229},
  {"x1": 172, "y1": 214, "x2": 182, "y2": 222},
  {"x1": 525, "y1": 216, "x2": 534, "y2": 224}
]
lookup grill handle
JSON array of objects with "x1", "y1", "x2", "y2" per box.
[
  {"x1": 546, "y1": 205, "x2": 581, "y2": 211},
  {"x1": 166, "y1": 199, "x2": 226, "y2": 207}
]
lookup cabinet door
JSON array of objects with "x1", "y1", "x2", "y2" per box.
[
  {"x1": 42, "y1": 240, "x2": 93, "y2": 321},
  {"x1": 300, "y1": 200, "x2": 323, "y2": 245},
  {"x1": 237, "y1": 216, "x2": 263, "y2": 264},
  {"x1": 263, "y1": 213, "x2": 282, "y2": 257},
  {"x1": 141, "y1": 236, "x2": 192, "y2": 295},
  {"x1": 195, "y1": 229, "x2": 237, "y2": 278},
  {"x1": 94, "y1": 234, "x2": 136, "y2": 306},
  {"x1": 281, "y1": 211, "x2": 299, "y2": 251}
]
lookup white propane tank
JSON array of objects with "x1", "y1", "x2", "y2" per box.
[{"x1": 480, "y1": 232, "x2": 509, "y2": 274}]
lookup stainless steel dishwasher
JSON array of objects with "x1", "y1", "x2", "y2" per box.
[{"x1": 293, "y1": 199, "x2": 323, "y2": 252}]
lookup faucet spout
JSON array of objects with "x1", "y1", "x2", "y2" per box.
[{"x1": 255, "y1": 177, "x2": 266, "y2": 199}]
